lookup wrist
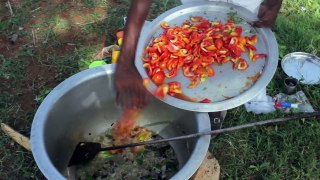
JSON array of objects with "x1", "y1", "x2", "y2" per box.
[
  {"x1": 117, "y1": 51, "x2": 135, "y2": 66},
  {"x1": 263, "y1": 0, "x2": 283, "y2": 8}
]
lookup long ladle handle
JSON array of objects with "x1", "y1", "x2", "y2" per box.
[{"x1": 101, "y1": 112, "x2": 320, "y2": 151}]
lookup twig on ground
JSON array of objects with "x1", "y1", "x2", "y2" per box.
[
  {"x1": 1, "y1": 123, "x2": 31, "y2": 151},
  {"x1": 6, "y1": 0, "x2": 14, "y2": 16},
  {"x1": 32, "y1": 29, "x2": 36, "y2": 47},
  {"x1": 31, "y1": 7, "x2": 41, "y2": 12}
]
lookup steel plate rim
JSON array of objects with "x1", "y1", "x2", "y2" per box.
[
  {"x1": 135, "y1": 2, "x2": 279, "y2": 112},
  {"x1": 281, "y1": 52, "x2": 320, "y2": 85}
]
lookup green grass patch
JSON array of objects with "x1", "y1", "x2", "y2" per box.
[
  {"x1": 210, "y1": 0, "x2": 320, "y2": 178},
  {"x1": 0, "y1": 0, "x2": 319, "y2": 179}
]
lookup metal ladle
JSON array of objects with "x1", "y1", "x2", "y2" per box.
[{"x1": 68, "y1": 112, "x2": 320, "y2": 166}]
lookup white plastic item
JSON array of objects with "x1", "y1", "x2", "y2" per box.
[{"x1": 244, "y1": 88, "x2": 276, "y2": 114}]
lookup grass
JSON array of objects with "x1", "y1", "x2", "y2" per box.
[
  {"x1": 0, "y1": 0, "x2": 319, "y2": 179},
  {"x1": 212, "y1": 0, "x2": 320, "y2": 178}
]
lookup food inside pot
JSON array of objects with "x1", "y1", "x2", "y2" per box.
[{"x1": 75, "y1": 127, "x2": 179, "y2": 180}]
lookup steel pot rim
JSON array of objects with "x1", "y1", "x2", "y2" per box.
[{"x1": 31, "y1": 64, "x2": 211, "y2": 180}]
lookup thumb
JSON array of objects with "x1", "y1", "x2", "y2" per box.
[
  {"x1": 258, "y1": 4, "x2": 267, "y2": 19},
  {"x1": 252, "y1": 20, "x2": 264, "y2": 28}
]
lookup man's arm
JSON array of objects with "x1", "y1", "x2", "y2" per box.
[
  {"x1": 254, "y1": 0, "x2": 283, "y2": 29},
  {"x1": 118, "y1": 0, "x2": 152, "y2": 66},
  {"x1": 115, "y1": 0, "x2": 152, "y2": 109}
]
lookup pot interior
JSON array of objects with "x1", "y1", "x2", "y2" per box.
[{"x1": 32, "y1": 65, "x2": 210, "y2": 179}]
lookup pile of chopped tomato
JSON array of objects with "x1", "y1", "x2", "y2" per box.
[{"x1": 142, "y1": 16, "x2": 267, "y2": 101}]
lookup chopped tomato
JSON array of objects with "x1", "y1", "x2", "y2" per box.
[
  {"x1": 184, "y1": 55, "x2": 193, "y2": 64},
  {"x1": 249, "y1": 48, "x2": 254, "y2": 61},
  {"x1": 152, "y1": 71, "x2": 165, "y2": 85},
  {"x1": 142, "y1": 78, "x2": 150, "y2": 88},
  {"x1": 235, "y1": 58, "x2": 249, "y2": 71},
  {"x1": 238, "y1": 36, "x2": 246, "y2": 45},
  {"x1": 190, "y1": 16, "x2": 203, "y2": 22},
  {"x1": 230, "y1": 57, "x2": 240, "y2": 63},
  {"x1": 253, "y1": 54, "x2": 267, "y2": 61},
  {"x1": 143, "y1": 63, "x2": 153, "y2": 76},
  {"x1": 159, "y1": 51, "x2": 170, "y2": 60},
  {"x1": 165, "y1": 68, "x2": 178, "y2": 78},
  {"x1": 167, "y1": 43, "x2": 179, "y2": 53},
  {"x1": 183, "y1": 66, "x2": 193, "y2": 78},
  {"x1": 159, "y1": 60, "x2": 167, "y2": 70},
  {"x1": 168, "y1": 81, "x2": 183, "y2": 96},
  {"x1": 166, "y1": 58, "x2": 178, "y2": 70},
  {"x1": 200, "y1": 74, "x2": 208, "y2": 82},
  {"x1": 221, "y1": 56, "x2": 231, "y2": 63},
  {"x1": 246, "y1": 43, "x2": 257, "y2": 51},
  {"x1": 205, "y1": 45, "x2": 216, "y2": 51},
  {"x1": 143, "y1": 16, "x2": 264, "y2": 92},
  {"x1": 154, "y1": 84, "x2": 169, "y2": 100},
  {"x1": 195, "y1": 66, "x2": 206, "y2": 75},
  {"x1": 229, "y1": 46, "x2": 242, "y2": 58},
  {"x1": 160, "y1": 21, "x2": 170, "y2": 29},
  {"x1": 250, "y1": 35, "x2": 257, "y2": 44},
  {"x1": 214, "y1": 39, "x2": 223, "y2": 49},
  {"x1": 188, "y1": 79, "x2": 199, "y2": 89},
  {"x1": 199, "y1": 98, "x2": 212, "y2": 103},
  {"x1": 229, "y1": 37, "x2": 238, "y2": 46}
]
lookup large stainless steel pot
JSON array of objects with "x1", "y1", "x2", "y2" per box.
[{"x1": 31, "y1": 64, "x2": 211, "y2": 180}]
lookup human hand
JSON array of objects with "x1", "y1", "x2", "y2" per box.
[
  {"x1": 253, "y1": 0, "x2": 282, "y2": 29},
  {"x1": 115, "y1": 54, "x2": 149, "y2": 109}
]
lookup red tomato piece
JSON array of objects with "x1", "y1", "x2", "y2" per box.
[
  {"x1": 167, "y1": 43, "x2": 179, "y2": 53},
  {"x1": 183, "y1": 66, "x2": 193, "y2": 78},
  {"x1": 250, "y1": 35, "x2": 257, "y2": 44},
  {"x1": 142, "y1": 78, "x2": 150, "y2": 88},
  {"x1": 144, "y1": 16, "x2": 264, "y2": 92},
  {"x1": 152, "y1": 71, "x2": 165, "y2": 85},
  {"x1": 199, "y1": 98, "x2": 212, "y2": 103},
  {"x1": 190, "y1": 16, "x2": 203, "y2": 22},
  {"x1": 188, "y1": 79, "x2": 199, "y2": 89},
  {"x1": 154, "y1": 84, "x2": 169, "y2": 100},
  {"x1": 205, "y1": 66, "x2": 215, "y2": 77},
  {"x1": 246, "y1": 43, "x2": 257, "y2": 51},
  {"x1": 168, "y1": 81, "x2": 183, "y2": 96},
  {"x1": 230, "y1": 46, "x2": 242, "y2": 58},
  {"x1": 253, "y1": 54, "x2": 267, "y2": 62},
  {"x1": 143, "y1": 63, "x2": 153, "y2": 77},
  {"x1": 160, "y1": 21, "x2": 170, "y2": 29},
  {"x1": 165, "y1": 68, "x2": 178, "y2": 78},
  {"x1": 249, "y1": 48, "x2": 254, "y2": 61},
  {"x1": 214, "y1": 39, "x2": 223, "y2": 49},
  {"x1": 237, "y1": 58, "x2": 249, "y2": 71},
  {"x1": 235, "y1": 26, "x2": 242, "y2": 35}
]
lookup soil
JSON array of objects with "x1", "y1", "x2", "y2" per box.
[
  {"x1": 1, "y1": 0, "x2": 109, "y2": 120},
  {"x1": 0, "y1": 0, "x2": 116, "y2": 178}
]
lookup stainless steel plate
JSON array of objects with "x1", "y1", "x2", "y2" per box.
[
  {"x1": 135, "y1": 1, "x2": 278, "y2": 112},
  {"x1": 281, "y1": 52, "x2": 320, "y2": 85}
]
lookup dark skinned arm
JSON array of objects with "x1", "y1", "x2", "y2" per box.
[
  {"x1": 115, "y1": 0, "x2": 152, "y2": 109},
  {"x1": 254, "y1": 0, "x2": 283, "y2": 29}
]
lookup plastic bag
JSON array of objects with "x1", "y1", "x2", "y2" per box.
[
  {"x1": 244, "y1": 88, "x2": 276, "y2": 114},
  {"x1": 274, "y1": 90, "x2": 314, "y2": 113}
]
